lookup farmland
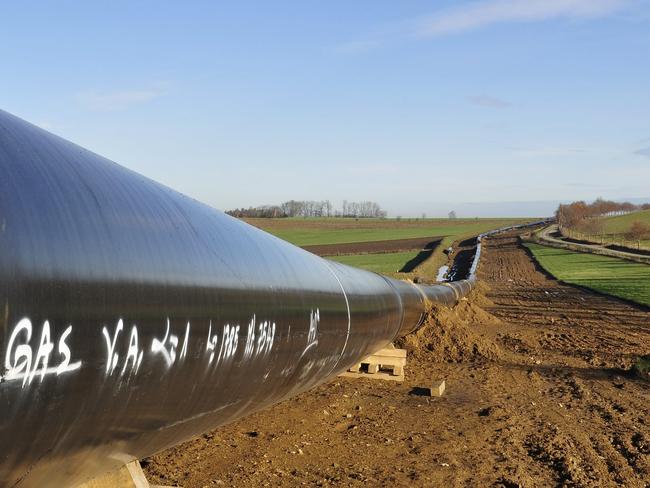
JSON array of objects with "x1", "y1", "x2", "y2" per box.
[
  {"x1": 246, "y1": 217, "x2": 533, "y2": 276},
  {"x1": 246, "y1": 217, "x2": 530, "y2": 246},
  {"x1": 525, "y1": 242, "x2": 650, "y2": 306}
]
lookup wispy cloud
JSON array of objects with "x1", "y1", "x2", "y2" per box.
[
  {"x1": 337, "y1": 0, "x2": 631, "y2": 54},
  {"x1": 635, "y1": 146, "x2": 650, "y2": 158},
  {"x1": 467, "y1": 94, "x2": 512, "y2": 108},
  {"x1": 416, "y1": 0, "x2": 630, "y2": 37},
  {"x1": 75, "y1": 81, "x2": 171, "y2": 111}
]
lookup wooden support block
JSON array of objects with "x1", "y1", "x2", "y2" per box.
[
  {"x1": 339, "y1": 370, "x2": 404, "y2": 382},
  {"x1": 339, "y1": 345, "x2": 407, "y2": 382},
  {"x1": 77, "y1": 461, "x2": 149, "y2": 488},
  {"x1": 372, "y1": 347, "x2": 407, "y2": 359},
  {"x1": 428, "y1": 380, "x2": 446, "y2": 397}
]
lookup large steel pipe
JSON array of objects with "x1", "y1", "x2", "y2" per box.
[{"x1": 0, "y1": 110, "x2": 464, "y2": 487}]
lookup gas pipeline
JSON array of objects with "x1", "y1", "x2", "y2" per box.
[{"x1": 1, "y1": 109, "x2": 487, "y2": 486}]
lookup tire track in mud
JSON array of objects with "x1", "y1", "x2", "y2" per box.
[{"x1": 479, "y1": 233, "x2": 650, "y2": 487}]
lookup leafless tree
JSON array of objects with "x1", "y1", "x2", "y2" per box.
[{"x1": 627, "y1": 221, "x2": 650, "y2": 249}]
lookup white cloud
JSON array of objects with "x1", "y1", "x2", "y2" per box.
[
  {"x1": 467, "y1": 95, "x2": 512, "y2": 108},
  {"x1": 75, "y1": 81, "x2": 170, "y2": 111},
  {"x1": 417, "y1": 0, "x2": 629, "y2": 37}
]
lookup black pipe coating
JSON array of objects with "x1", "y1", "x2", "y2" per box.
[{"x1": 0, "y1": 110, "x2": 471, "y2": 487}]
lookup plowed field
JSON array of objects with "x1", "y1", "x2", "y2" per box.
[{"x1": 302, "y1": 236, "x2": 441, "y2": 256}]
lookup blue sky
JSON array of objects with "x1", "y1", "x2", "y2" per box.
[{"x1": 1, "y1": 0, "x2": 649, "y2": 217}]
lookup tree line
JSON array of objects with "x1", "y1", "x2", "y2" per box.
[
  {"x1": 226, "y1": 200, "x2": 387, "y2": 219},
  {"x1": 555, "y1": 198, "x2": 650, "y2": 248}
]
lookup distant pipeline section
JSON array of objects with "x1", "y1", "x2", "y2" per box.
[{"x1": 437, "y1": 220, "x2": 553, "y2": 283}]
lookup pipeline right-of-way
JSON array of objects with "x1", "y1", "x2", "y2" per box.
[
  {"x1": 0, "y1": 108, "x2": 541, "y2": 487},
  {"x1": 0, "y1": 111, "x2": 548, "y2": 487}
]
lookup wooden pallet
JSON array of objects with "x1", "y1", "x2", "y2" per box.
[{"x1": 339, "y1": 345, "x2": 406, "y2": 382}]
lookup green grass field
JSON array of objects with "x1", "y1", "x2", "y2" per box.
[
  {"x1": 246, "y1": 217, "x2": 533, "y2": 276},
  {"x1": 525, "y1": 242, "x2": 650, "y2": 307},
  {"x1": 246, "y1": 217, "x2": 530, "y2": 246}
]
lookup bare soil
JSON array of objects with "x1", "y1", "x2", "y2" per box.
[
  {"x1": 144, "y1": 232, "x2": 650, "y2": 487},
  {"x1": 303, "y1": 236, "x2": 441, "y2": 257}
]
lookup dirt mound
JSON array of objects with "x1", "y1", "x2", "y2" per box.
[
  {"x1": 397, "y1": 297, "x2": 502, "y2": 363},
  {"x1": 467, "y1": 280, "x2": 496, "y2": 308}
]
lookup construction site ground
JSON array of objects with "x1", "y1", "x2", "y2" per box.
[{"x1": 145, "y1": 231, "x2": 650, "y2": 487}]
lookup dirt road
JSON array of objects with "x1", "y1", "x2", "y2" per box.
[{"x1": 145, "y1": 232, "x2": 650, "y2": 487}]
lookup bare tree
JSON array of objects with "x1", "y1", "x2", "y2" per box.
[
  {"x1": 448, "y1": 211, "x2": 457, "y2": 220},
  {"x1": 235, "y1": 199, "x2": 387, "y2": 219},
  {"x1": 556, "y1": 199, "x2": 646, "y2": 237},
  {"x1": 627, "y1": 221, "x2": 650, "y2": 249}
]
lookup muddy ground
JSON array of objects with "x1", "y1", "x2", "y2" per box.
[{"x1": 145, "y1": 232, "x2": 650, "y2": 487}]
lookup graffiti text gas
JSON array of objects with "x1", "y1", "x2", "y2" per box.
[{"x1": 3, "y1": 318, "x2": 81, "y2": 388}]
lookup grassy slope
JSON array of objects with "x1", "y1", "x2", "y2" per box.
[
  {"x1": 525, "y1": 243, "x2": 650, "y2": 307},
  {"x1": 605, "y1": 210, "x2": 650, "y2": 247},
  {"x1": 566, "y1": 210, "x2": 650, "y2": 249},
  {"x1": 602, "y1": 209, "x2": 650, "y2": 234}
]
